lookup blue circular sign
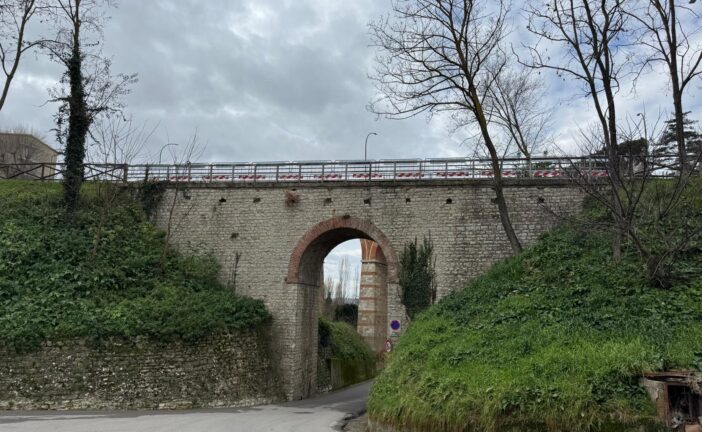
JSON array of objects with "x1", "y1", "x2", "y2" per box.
[{"x1": 390, "y1": 320, "x2": 401, "y2": 331}]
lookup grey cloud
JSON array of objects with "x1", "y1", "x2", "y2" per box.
[{"x1": 0, "y1": 0, "x2": 699, "y2": 162}]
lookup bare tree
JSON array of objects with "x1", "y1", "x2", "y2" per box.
[
  {"x1": 628, "y1": 0, "x2": 702, "y2": 174},
  {"x1": 87, "y1": 115, "x2": 152, "y2": 260},
  {"x1": 41, "y1": 0, "x2": 136, "y2": 214},
  {"x1": 159, "y1": 132, "x2": 204, "y2": 272},
  {"x1": 0, "y1": 0, "x2": 44, "y2": 111},
  {"x1": 488, "y1": 68, "x2": 553, "y2": 164},
  {"x1": 89, "y1": 115, "x2": 156, "y2": 165},
  {"x1": 523, "y1": 0, "x2": 702, "y2": 284},
  {"x1": 369, "y1": 0, "x2": 523, "y2": 254},
  {"x1": 523, "y1": 0, "x2": 633, "y2": 259}
]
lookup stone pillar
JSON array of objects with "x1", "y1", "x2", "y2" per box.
[
  {"x1": 275, "y1": 282, "x2": 320, "y2": 401},
  {"x1": 357, "y1": 239, "x2": 388, "y2": 353}
]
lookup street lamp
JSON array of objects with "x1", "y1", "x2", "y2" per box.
[
  {"x1": 636, "y1": 112, "x2": 648, "y2": 142},
  {"x1": 158, "y1": 143, "x2": 178, "y2": 164},
  {"x1": 364, "y1": 132, "x2": 378, "y2": 160}
]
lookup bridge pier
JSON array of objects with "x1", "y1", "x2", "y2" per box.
[
  {"x1": 358, "y1": 240, "x2": 388, "y2": 353},
  {"x1": 275, "y1": 282, "x2": 320, "y2": 400}
]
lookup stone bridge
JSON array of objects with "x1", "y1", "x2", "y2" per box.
[{"x1": 149, "y1": 159, "x2": 586, "y2": 400}]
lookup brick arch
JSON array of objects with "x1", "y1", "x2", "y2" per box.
[{"x1": 286, "y1": 216, "x2": 399, "y2": 286}]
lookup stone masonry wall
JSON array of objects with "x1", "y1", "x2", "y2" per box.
[
  {"x1": 0, "y1": 329, "x2": 282, "y2": 410},
  {"x1": 151, "y1": 179, "x2": 586, "y2": 399}
]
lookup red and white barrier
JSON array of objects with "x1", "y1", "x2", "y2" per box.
[
  {"x1": 278, "y1": 174, "x2": 303, "y2": 180},
  {"x1": 313, "y1": 174, "x2": 343, "y2": 180},
  {"x1": 532, "y1": 170, "x2": 563, "y2": 178},
  {"x1": 351, "y1": 173, "x2": 384, "y2": 179},
  {"x1": 435, "y1": 171, "x2": 470, "y2": 177}
]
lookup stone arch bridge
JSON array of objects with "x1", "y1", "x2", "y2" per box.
[{"x1": 144, "y1": 158, "x2": 587, "y2": 400}]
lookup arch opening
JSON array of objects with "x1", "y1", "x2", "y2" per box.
[
  {"x1": 322, "y1": 240, "x2": 362, "y2": 328},
  {"x1": 284, "y1": 216, "x2": 398, "y2": 399}
]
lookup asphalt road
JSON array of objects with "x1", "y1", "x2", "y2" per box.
[{"x1": 0, "y1": 381, "x2": 372, "y2": 432}]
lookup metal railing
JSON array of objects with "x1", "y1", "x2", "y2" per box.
[
  {"x1": 0, "y1": 155, "x2": 679, "y2": 184},
  {"x1": 0, "y1": 163, "x2": 128, "y2": 182}
]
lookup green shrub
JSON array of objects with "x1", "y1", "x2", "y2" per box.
[
  {"x1": 319, "y1": 317, "x2": 375, "y2": 364},
  {"x1": 0, "y1": 181, "x2": 269, "y2": 351},
  {"x1": 319, "y1": 317, "x2": 376, "y2": 388},
  {"x1": 399, "y1": 237, "x2": 436, "y2": 319}
]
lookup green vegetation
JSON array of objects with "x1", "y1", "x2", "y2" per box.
[
  {"x1": 0, "y1": 181, "x2": 269, "y2": 351},
  {"x1": 399, "y1": 237, "x2": 436, "y2": 319},
  {"x1": 319, "y1": 317, "x2": 376, "y2": 386},
  {"x1": 319, "y1": 317, "x2": 375, "y2": 366},
  {"x1": 369, "y1": 180, "x2": 702, "y2": 432}
]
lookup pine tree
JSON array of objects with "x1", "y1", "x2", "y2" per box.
[{"x1": 655, "y1": 112, "x2": 702, "y2": 172}]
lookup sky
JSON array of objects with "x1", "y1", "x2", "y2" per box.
[
  {"x1": 3, "y1": 0, "x2": 698, "y2": 164},
  {"x1": 0, "y1": 0, "x2": 700, "y2": 296}
]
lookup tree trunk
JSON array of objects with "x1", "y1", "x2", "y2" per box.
[
  {"x1": 472, "y1": 91, "x2": 523, "y2": 254},
  {"x1": 491, "y1": 161, "x2": 523, "y2": 254},
  {"x1": 667, "y1": 0, "x2": 687, "y2": 173},
  {"x1": 62, "y1": 20, "x2": 89, "y2": 215}
]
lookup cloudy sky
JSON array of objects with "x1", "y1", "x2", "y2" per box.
[
  {"x1": 2, "y1": 1, "x2": 698, "y2": 164},
  {"x1": 1, "y1": 0, "x2": 699, "y2": 296}
]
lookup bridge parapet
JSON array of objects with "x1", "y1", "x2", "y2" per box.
[
  {"x1": 111, "y1": 156, "x2": 610, "y2": 183},
  {"x1": 1, "y1": 155, "x2": 670, "y2": 184}
]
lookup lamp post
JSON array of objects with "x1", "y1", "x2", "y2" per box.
[
  {"x1": 636, "y1": 112, "x2": 648, "y2": 143},
  {"x1": 158, "y1": 143, "x2": 178, "y2": 164},
  {"x1": 364, "y1": 132, "x2": 378, "y2": 160}
]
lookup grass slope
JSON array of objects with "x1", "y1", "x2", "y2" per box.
[
  {"x1": 0, "y1": 181, "x2": 269, "y2": 351},
  {"x1": 370, "y1": 187, "x2": 702, "y2": 431},
  {"x1": 319, "y1": 317, "x2": 376, "y2": 387}
]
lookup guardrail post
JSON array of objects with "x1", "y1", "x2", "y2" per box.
[
  {"x1": 298, "y1": 164, "x2": 302, "y2": 182},
  {"x1": 253, "y1": 164, "x2": 258, "y2": 183},
  {"x1": 144, "y1": 165, "x2": 150, "y2": 182},
  {"x1": 368, "y1": 161, "x2": 372, "y2": 182},
  {"x1": 344, "y1": 163, "x2": 348, "y2": 181},
  {"x1": 321, "y1": 163, "x2": 325, "y2": 183},
  {"x1": 122, "y1": 164, "x2": 129, "y2": 183},
  {"x1": 275, "y1": 164, "x2": 280, "y2": 182},
  {"x1": 208, "y1": 164, "x2": 213, "y2": 183},
  {"x1": 445, "y1": 161, "x2": 448, "y2": 178},
  {"x1": 393, "y1": 161, "x2": 397, "y2": 181},
  {"x1": 40, "y1": 164, "x2": 45, "y2": 181}
]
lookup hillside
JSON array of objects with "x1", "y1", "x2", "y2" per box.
[
  {"x1": 369, "y1": 181, "x2": 702, "y2": 432},
  {"x1": 0, "y1": 181, "x2": 269, "y2": 351}
]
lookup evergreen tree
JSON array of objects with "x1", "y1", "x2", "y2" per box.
[
  {"x1": 655, "y1": 112, "x2": 702, "y2": 172},
  {"x1": 399, "y1": 237, "x2": 436, "y2": 320}
]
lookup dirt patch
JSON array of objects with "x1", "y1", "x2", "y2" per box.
[{"x1": 343, "y1": 413, "x2": 368, "y2": 432}]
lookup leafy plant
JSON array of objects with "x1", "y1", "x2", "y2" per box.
[
  {"x1": 399, "y1": 237, "x2": 436, "y2": 320},
  {"x1": 0, "y1": 181, "x2": 270, "y2": 351}
]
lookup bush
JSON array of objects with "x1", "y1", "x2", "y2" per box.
[
  {"x1": 333, "y1": 303, "x2": 358, "y2": 327},
  {"x1": 0, "y1": 181, "x2": 270, "y2": 351},
  {"x1": 319, "y1": 317, "x2": 375, "y2": 364},
  {"x1": 318, "y1": 317, "x2": 375, "y2": 388},
  {"x1": 399, "y1": 237, "x2": 436, "y2": 319}
]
